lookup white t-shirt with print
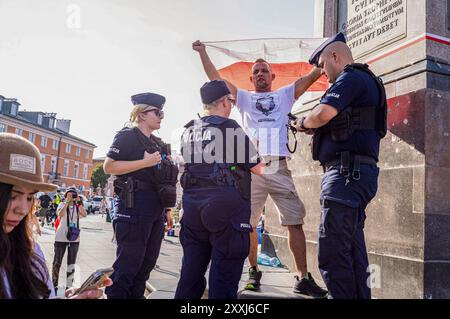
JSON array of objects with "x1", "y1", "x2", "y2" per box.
[
  {"x1": 236, "y1": 83, "x2": 296, "y2": 157},
  {"x1": 55, "y1": 203, "x2": 81, "y2": 243}
]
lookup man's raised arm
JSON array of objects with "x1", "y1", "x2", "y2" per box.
[
  {"x1": 193, "y1": 40, "x2": 238, "y2": 97},
  {"x1": 293, "y1": 66, "x2": 322, "y2": 100}
]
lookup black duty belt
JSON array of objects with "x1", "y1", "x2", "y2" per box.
[
  {"x1": 134, "y1": 180, "x2": 154, "y2": 191},
  {"x1": 116, "y1": 179, "x2": 154, "y2": 191},
  {"x1": 183, "y1": 177, "x2": 219, "y2": 189},
  {"x1": 323, "y1": 152, "x2": 377, "y2": 180}
]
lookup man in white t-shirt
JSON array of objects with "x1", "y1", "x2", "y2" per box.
[{"x1": 193, "y1": 40, "x2": 327, "y2": 298}]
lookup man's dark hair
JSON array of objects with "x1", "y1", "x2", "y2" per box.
[
  {"x1": 254, "y1": 58, "x2": 269, "y2": 64},
  {"x1": 253, "y1": 58, "x2": 272, "y2": 71}
]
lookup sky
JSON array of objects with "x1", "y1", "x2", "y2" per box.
[{"x1": 0, "y1": 0, "x2": 317, "y2": 158}]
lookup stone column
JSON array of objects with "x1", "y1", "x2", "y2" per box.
[{"x1": 262, "y1": 0, "x2": 450, "y2": 298}]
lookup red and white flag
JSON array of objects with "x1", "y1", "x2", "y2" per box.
[{"x1": 204, "y1": 38, "x2": 328, "y2": 91}]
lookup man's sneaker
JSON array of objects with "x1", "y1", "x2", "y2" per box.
[
  {"x1": 244, "y1": 266, "x2": 262, "y2": 291},
  {"x1": 293, "y1": 272, "x2": 328, "y2": 298}
]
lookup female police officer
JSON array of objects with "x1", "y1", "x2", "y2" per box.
[
  {"x1": 103, "y1": 92, "x2": 177, "y2": 299},
  {"x1": 175, "y1": 80, "x2": 265, "y2": 299}
]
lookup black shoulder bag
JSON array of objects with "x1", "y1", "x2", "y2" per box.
[{"x1": 66, "y1": 205, "x2": 80, "y2": 241}]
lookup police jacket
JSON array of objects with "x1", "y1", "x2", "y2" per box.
[
  {"x1": 180, "y1": 115, "x2": 261, "y2": 192},
  {"x1": 313, "y1": 64, "x2": 387, "y2": 165},
  {"x1": 107, "y1": 127, "x2": 172, "y2": 186}
]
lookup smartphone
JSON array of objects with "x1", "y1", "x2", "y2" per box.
[{"x1": 73, "y1": 267, "x2": 114, "y2": 295}]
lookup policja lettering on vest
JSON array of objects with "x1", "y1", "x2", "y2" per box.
[
  {"x1": 294, "y1": 32, "x2": 387, "y2": 299},
  {"x1": 183, "y1": 128, "x2": 212, "y2": 143}
]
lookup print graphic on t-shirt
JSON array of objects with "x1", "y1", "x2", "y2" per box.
[{"x1": 252, "y1": 93, "x2": 280, "y2": 120}]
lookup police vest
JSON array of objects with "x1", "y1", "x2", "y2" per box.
[
  {"x1": 119, "y1": 127, "x2": 178, "y2": 208},
  {"x1": 181, "y1": 116, "x2": 251, "y2": 200},
  {"x1": 312, "y1": 63, "x2": 387, "y2": 161}
]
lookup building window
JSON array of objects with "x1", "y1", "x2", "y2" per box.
[
  {"x1": 15, "y1": 128, "x2": 23, "y2": 136},
  {"x1": 52, "y1": 139, "x2": 59, "y2": 150},
  {"x1": 66, "y1": 143, "x2": 71, "y2": 154},
  {"x1": 83, "y1": 164, "x2": 89, "y2": 179},
  {"x1": 40, "y1": 155, "x2": 46, "y2": 171},
  {"x1": 37, "y1": 114, "x2": 43, "y2": 125},
  {"x1": 28, "y1": 132, "x2": 36, "y2": 144},
  {"x1": 49, "y1": 118, "x2": 55, "y2": 129},
  {"x1": 85, "y1": 149, "x2": 90, "y2": 160},
  {"x1": 74, "y1": 162, "x2": 79, "y2": 178},
  {"x1": 11, "y1": 103, "x2": 18, "y2": 116},
  {"x1": 0, "y1": 123, "x2": 6, "y2": 133},
  {"x1": 41, "y1": 136, "x2": 48, "y2": 148},
  {"x1": 51, "y1": 157, "x2": 57, "y2": 173},
  {"x1": 63, "y1": 160, "x2": 69, "y2": 177},
  {"x1": 76, "y1": 147, "x2": 81, "y2": 157}
]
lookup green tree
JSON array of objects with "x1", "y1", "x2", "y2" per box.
[{"x1": 91, "y1": 164, "x2": 110, "y2": 188}]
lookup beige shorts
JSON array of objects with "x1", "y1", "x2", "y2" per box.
[{"x1": 250, "y1": 157, "x2": 306, "y2": 227}]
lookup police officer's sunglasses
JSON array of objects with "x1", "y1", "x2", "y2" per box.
[{"x1": 143, "y1": 108, "x2": 164, "y2": 118}]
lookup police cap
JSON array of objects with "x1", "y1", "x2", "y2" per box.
[
  {"x1": 309, "y1": 32, "x2": 347, "y2": 67},
  {"x1": 131, "y1": 92, "x2": 166, "y2": 109},
  {"x1": 200, "y1": 80, "x2": 230, "y2": 104}
]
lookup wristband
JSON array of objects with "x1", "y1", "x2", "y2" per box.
[{"x1": 299, "y1": 117, "x2": 308, "y2": 130}]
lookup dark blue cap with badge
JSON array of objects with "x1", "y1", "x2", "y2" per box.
[
  {"x1": 131, "y1": 92, "x2": 166, "y2": 109},
  {"x1": 309, "y1": 32, "x2": 347, "y2": 67},
  {"x1": 200, "y1": 80, "x2": 230, "y2": 104}
]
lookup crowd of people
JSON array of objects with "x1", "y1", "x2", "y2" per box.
[{"x1": 0, "y1": 32, "x2": 386, "y2": 299}]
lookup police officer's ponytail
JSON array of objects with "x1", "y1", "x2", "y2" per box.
[{"x1": 129, "y1": 104, "x2": 151, "y2": 125}]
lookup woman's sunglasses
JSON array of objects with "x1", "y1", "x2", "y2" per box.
[{"x1": 143, "y1": 109, "x2": 164, "y2": 118}]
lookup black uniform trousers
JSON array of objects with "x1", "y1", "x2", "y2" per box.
[{"x1": 105, "y1": 190, "x2": 165, "y2": 299}]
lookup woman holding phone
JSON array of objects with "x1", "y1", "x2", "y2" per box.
[{"x1": 0, "y1": 133, "x2": 111, "y2": 299}]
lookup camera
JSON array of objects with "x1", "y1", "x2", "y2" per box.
[
  {"x1": 66, "y1": 190, "x2": 78, "y2": 200},
  {"x1": 287, "y1": 112, "x2": 298, "y2": 133},
  {"x1": 69, "y1": 191, "x2": 78, "y2": 198}
]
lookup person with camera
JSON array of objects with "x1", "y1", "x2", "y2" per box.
[
  {"x1": 51, "y1": 187, "x2": 87, "y2": 294},
  {"x1": 0, "y1": 133, "x2": 111, "y2": 299},
  {"x1": 103, "y1": 92, "x2": 177, "y2": 299}
]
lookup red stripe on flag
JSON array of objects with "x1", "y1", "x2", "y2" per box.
[{"x1": 218, "y1": 61, "x2": 328, "y2": 92}]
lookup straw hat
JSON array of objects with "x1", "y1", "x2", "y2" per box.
[{"x1": 0, "y1": 133, "x2": 57, "y2": 192}]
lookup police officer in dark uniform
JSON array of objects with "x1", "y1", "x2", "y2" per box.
[
  {"x1": 175, "y1": 80, "x2": 265, "y2": 299},
  {"x1": 104, "y1": 92, "x2": 178, "y2": 299},
  {"x1": 293, "y1": 33, "x2": 387, "y2": 299}
]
